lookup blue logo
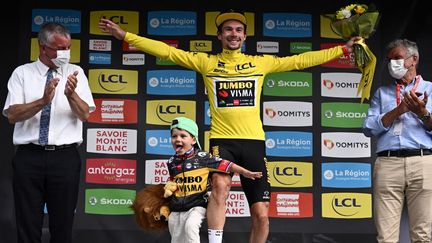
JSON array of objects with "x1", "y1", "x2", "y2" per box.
[
  {"x1": 204, "y1": 101, "x2": 210, "y2": 125},
  {"x1": 147, "y1": 11, "x2": 197, "y2": 36},
  {"x1": 32, "y1": 9, "x2": 81, "y2": 33},
  {"x1": 147, "y1": 70, "x2": 196, "y2": 95},
  {"x1": 89, "y1": 53, "x2": 111, "y2": 65},
  {"x1": 322, "y1": 162, "x2": 371, "y2": 188},
  {"x1": 265, "y1": 131, "x2": 312, "y2": 157},
  {"x1": 146, "y1": 130, "x2": 172, "y2": 155},
  {"x1": 263, "y1": 13, "x2": 311, "y2": 37}
]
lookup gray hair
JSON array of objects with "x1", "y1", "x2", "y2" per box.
[
  {"x1": 38, "y1": 22, "x2": 70, "y2": 46},
  {"x1": 386, "y1": 39, "x2": 419, "y2": 60}
]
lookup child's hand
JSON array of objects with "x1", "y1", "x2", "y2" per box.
[{"x1": 242, "y1": 171, "x2": 263, "y2": 180}]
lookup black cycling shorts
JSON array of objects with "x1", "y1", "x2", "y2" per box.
[{"x1": 210, "y1": 138, "x2": 271, "y2": 205}]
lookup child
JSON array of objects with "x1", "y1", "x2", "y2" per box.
[{"x1": 167, "y1": 117, "x2": 262, "y2": 243}]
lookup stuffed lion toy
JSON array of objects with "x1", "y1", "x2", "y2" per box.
[{"x1": 130, "y1": 181, "x2": 177, "y2": 231}]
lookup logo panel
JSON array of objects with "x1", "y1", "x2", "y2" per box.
[
  {"x1": 263, "y1": 13, "x2": 312, "y2": 37},
  {"x1": 264, "y1": 72, "x2": 312, "y2": 97},
  {"x1": 265, "y1": 131, "x2": 313, "y2": 157},
  {"x1": 321, "y1": 132, "x2": 370, "y2": 158},
  {"x1": 322, "y1": 162, "x2": 371, "y2": 188},
  {"x1": 32, "y1": 9, "x2": 81, "y2": 33},
  {"x1": 148, "y1": 11, "x2": 197, "y2": 36},
  {"x1": 321, "y1": 73, "x2": 361, "y2": 98},
  {"x1": 89, "y1": 69, "x2": 138, "y2": 94},
  {"x1": 263, "y1": 101, "x2": 312, "y2": 126},
  {"x1": 321, "y1": 102, "x2": 369, "y2": 128},
  {"x1": 89, "y1": 11, "x2": 139, "y2": 35},
  {"x1": 322, "y1": 193, "x2": 372, "y2": 218},
  {"x1": 269, "y1": 192, "x2": 313, "y2": 218},
  {"x1": 146, "y1": 100, "x2": 196, "y2": 125},
  {"x1": 85, "y1": 189, "x2": 135, "y2": 215},
  {"x1": 268, "y1": 161, "x2": 313, "y2": 187},
  {"x1": 146, "y1": 130, "x2": 173, "y2": 155},
  {"x1": 147, "y1": 70, "x2": 196, "y2": 95},
  {"x1": 145, "y1": 159, "x2": 170, "y2": 184},
  {"x1": 86, "y1": 158, "x2": 136, "y2": 184},
  {"x1": 87, "y1": 128, "x2": 137, "y2": 154}
]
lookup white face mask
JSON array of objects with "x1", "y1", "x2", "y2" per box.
[
  {"x1": 388, "y1": 58, "x2": 408, "y2": 80},
  {"x1": 51, "y1": 50, "x2": 70, "y2": 68}
]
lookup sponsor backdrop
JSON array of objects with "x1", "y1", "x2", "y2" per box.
[{"x1": 2, "y1": 1, "x2": 431, "y2": 242}]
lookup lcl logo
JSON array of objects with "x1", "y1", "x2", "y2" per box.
[{"x1": 101, "y1": 16, "x2": 128, "y2": 24}]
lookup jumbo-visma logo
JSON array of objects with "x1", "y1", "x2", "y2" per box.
[
  {"x1": 89, "y1": 69, "x2": 138, "y2": 94},
  {"x1": 268, "y1": 161, "x2": 312, "y2": 187},
  {"x1": 146, "y1": 100, "x2": 196, "y2": 125},
  {"x1": 322, "y1": 193, "x2": 372, "y2": 218},
  {"x1": 85, "y1": 189, "x2": 135, "y2": 215}
]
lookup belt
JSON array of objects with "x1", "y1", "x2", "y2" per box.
[
  {"x1": 20, "y1": 143, "x2": 77, "y2": 151},
  {"x1": 377, "y1": 149, "x2": 432, "y2": 157}
]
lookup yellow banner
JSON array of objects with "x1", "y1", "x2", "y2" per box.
[
  {"x1": 89, "y1": 11, "x2": 139, "y2": 35},
  {"x1": 146, "y1": 100, "x2": 196, "y2": 125},
  {"x1": 322, "y1": 192, "x2": 372, "y2": 218},
  {"x1": 268, "y1": 161, "x2": 313, "y2": 187},
  {"x1": 88, "y1": 69, "x2": 138, "y2": 94}
]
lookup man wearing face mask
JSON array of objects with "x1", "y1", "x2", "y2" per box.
[
  {"x1": 2, "y1": 22, "x2": 95, "y2": 243},
  {"x1": 363, "y1": 39, "x2": 432, "y2": 243}
]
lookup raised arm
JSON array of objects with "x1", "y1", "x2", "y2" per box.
[{"x1": 99, "y1": 18, "x2": 126, "y2": 40}]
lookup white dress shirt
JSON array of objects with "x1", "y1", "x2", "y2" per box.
[{"x1": 3, "y1": 59, "x2": 95, "y2": 145}]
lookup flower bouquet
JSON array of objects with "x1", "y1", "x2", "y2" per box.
[{"x1": 326, "y1": 4, "x2": 380, "y2": 102}]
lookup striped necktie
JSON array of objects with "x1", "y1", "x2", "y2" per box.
[{"x1": 38, "y1": 69, "x2": 53, "y2": 146}]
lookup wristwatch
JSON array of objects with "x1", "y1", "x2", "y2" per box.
[{"x1": 419, "y1": 111, "x2": 431, "y2": 122}]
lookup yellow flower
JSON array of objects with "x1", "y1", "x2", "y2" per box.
[{"x1": 354, "y1": 5, "x2": 366, "y2": 14}]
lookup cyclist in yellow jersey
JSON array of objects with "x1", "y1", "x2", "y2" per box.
[{"x1": 99, "y1": 10, "x2": 359, "y2": 243}]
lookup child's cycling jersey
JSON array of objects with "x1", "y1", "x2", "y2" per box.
[{"x1": 167, "y1": 149, "x2": 232, "y2": 212}]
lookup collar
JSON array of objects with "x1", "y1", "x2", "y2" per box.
[
  {"x1": 219, "y1": 48, "x2": 243, "y2": 61},
  {"x1": 174, "y1": 147, "x2": 195, "y2": 158},
  {"x1": 36, "y1": 59, "x2": 62, "y2": 77}
]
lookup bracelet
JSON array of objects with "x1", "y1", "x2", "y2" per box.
[
  {"x1": 342, "y1": 45, "x2": 350, "y2": 56},
  {"x1": 418, "y1": 111, "x2": 431, "y2": 122}
]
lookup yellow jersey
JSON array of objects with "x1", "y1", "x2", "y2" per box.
[{"x1": 125, "y1": 33, "x2": 343, "y2": 140}]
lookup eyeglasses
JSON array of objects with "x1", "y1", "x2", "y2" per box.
[
  {"x1": 44, "y1": 44, "x2": 70, "y2": 51},
  {"x1": 387, "y1": 55, "x2": 413, "y2": 62}
]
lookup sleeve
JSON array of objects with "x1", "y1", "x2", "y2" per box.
[
  {"x1": 124, "y1": 32, "x2": 211, "y2": 73},
  {"x1": 362, "y1": 88, "x2": 389, "y2": 137},
  {"x1": 262, "y1": 45, "x2": 344, "y2": 73},
  {"x1": 203, "y1": 152, "x2": 233, "y2": 173},
  {"x1": 3, "y1": 66, "x2": 24, "y2": 117},
  {"x1": 74, "y1": 65, "x2": 96, "y2": 113}
]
